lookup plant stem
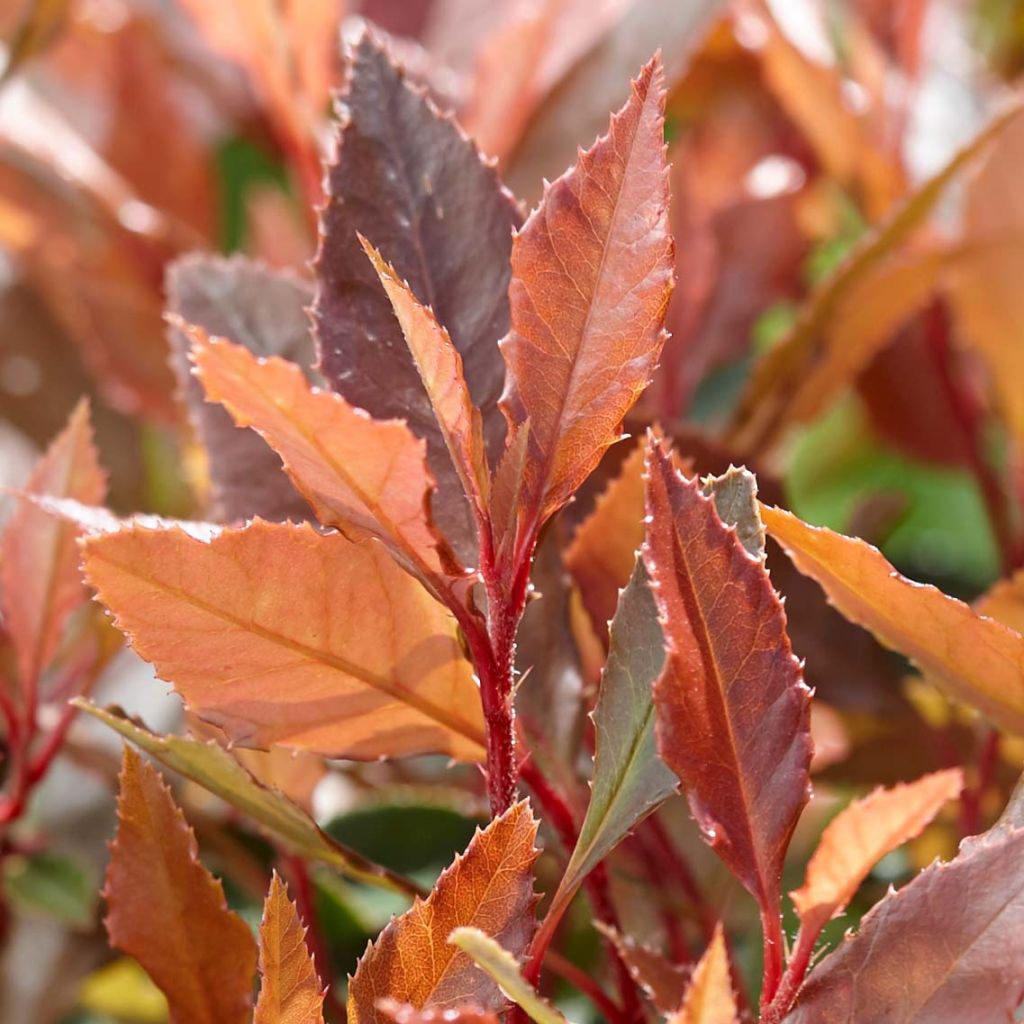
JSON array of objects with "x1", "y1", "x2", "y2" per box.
[
  {"x1": 761, "y1": 925, "x2": 817, "y2": 1023},
  {"x1": 925, "y1": 300, "x2": 1021, "y2": 572},
  {"x1": 760, "y1": 906, "x2": 785, "y2": 1011},
  {"x1": 284, "y1": 854, "x2": 346, "y2": 1024},
  {"x1": 545, "y1": 949, "x2": 626, "y2": 1024}
]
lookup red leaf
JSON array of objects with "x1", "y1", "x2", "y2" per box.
[
  {"x1": 313, "y1": 30, "x2": 520, "y2": 563},
  {"x1": 499, "y1": 55, "x2": 673, "y2": 536},
  {"x1": 783, "y1": 820, "x2": 1024, "y2": 1023},
  {"x1": 1, "y1": 399, "x2": 106, "y2": 690},
  {"x1": 642, "y1": 437, "x2": 811, "y2": 928}
]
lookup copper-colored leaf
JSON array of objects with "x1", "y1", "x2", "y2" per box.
[
  {"x1": 104, "y1": 747, "x2": 256, "y2": 1024},
  {"x1": 189, "y1": 330, "x2": 461, "y2": 594},
  {"x1": 642, "y1": 438, "x2": 812, "y2": 922},
  {"x1": 254, "y1": 874, "x2": 325, "y2": 1024},
  {"x1": 347, "y1": 801, "x2": 539, "y2": 1024},
  {"x1": 761, "y1": 505, "x2": 1024, "y2": 734},
  {"x1": 566, "y1": 443, "x2": 645, "y2": 641},
  {"x1": 667, "y1": 926, "x2": 737, "y2": 1024},
  {"x1": 500, "y1": 56, "x2": 673, "y2": 532},
  {"x1": 82, "y1": 519, "x2": 485, "y2": 761},
  {"x1": 165, "y1": 255, "x2": 315, "y2": 524},
  {"x1": 783, "y1": 821, "x2": 1024, "y2": 1023},
  {"x1": 313, "y1": 31, "x2": 520, "y2": 562},
  {"x1": 976, "y1": 568, "x2": 1024, "y2": 634},
  {"x1": 791, "y1": 769, "x2": 963, "y2": 937},
  {"x1": 1, "y1": 399, "x2": 106, "y2": 689},
  {"x1": 361, "y1": 236, "x2": 489, "y2": 518}
]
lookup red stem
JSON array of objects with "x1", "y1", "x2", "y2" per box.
[
  {"x1": 545, "y1": 949, "x2": 626, "y2": 1024},
  {"x1": 761, "y1": 925, "x2": 817, "y2": 1023},
  {"x1": 961, "y1": 727, "x2": 1000, "y2": 836},
  {"x1": 284, "y1": 855, "x2": 346, "y2": 1024},
  {"x1": 925, "y1": 301, "x2": 1021, "y2": 573},
  {"x1": 760, "y1": 906, "x2": 785, "y2": 1011}
]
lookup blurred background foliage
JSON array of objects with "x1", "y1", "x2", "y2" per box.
[{"x1": 1, "y1": 0, "x2": 1024, "y2": 1020}]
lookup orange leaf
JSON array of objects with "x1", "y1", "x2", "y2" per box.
[
  {"x1": 761, "y1": 504, "x2": 1024, "y2": 734},
  {"x1": 667, "y1": 926, "x2": 737, "y2": 1024},
  {"x1": 1, "y1": 399, "x2": 106, "y2": 689},
  {"x1": 499, "y1": 55, "x2": 673, "y2": 531},
  {"x1": 643, "y1": 439, "x2": 811, "y2": 924},
  {"x1": 104, "y1": 747, "x2": 256, "y2": 1024},
  {"x1": 347, "y1": 801, "x2": 539, "y2": 1024},
  {"x1": 565, "y1": 443, "x2": 645, "y2": 641},
  {"x1": 791, "y1": 769, "x2": 963, "y2": 938},
  {"x1": 976, "y1": 569, "x2": 1024, "y2": 634},
  {"x1": 361, "y1": 236, "x2": 490, "y2": 518},
  {"x1": 188, "y1": 329, "x2": 464, "y2": 593},
  {"x1": 82, "y1": 519, "x2": 485, "y2": 761},
  {"x1": 255, "y1": 874, "x2": 326, "y2": 1024}
]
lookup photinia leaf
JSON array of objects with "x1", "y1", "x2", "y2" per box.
[
  {"x1": 447, "y1": 927, "x2": 569, "y2": 1024},
  {"x1": 313, "y1": 31, "x2": 520, "y2": 562},
  {"x1": 347, "y1": 801, "x2": 539, "y2": 1024},
  {"x1": 975, "y1": 568, "x2": 1024, "y2": 634},
  {"x1": 188, "y1": 329, "x2": 464, "y2": 596},
  {"x1": 165, "y1": 255, "x2": 315, "y2": 524},
  {"x1": 782, "y1": 820, "x2": 1024, "y2": 1023},
  {"x1": 104, "y1": 747, "x2": 256, "y2": 1024},
  {"x1": 1, "y1": 399, "x2": 106, "y2": 691},
  {"x1": 377, "y1": 1000, "x2": 499, "y2": 1024},
  {"x1": 594, "y1": 923, "x2": 689, "y2": 1014},
  {"x1": 554, "y1": 559, "x2": 676, "y2": 915},
  {"x1": 667, "y1": 925, "x2": 737, "y2": 1024},
  {"x1": 360, "y1": 236, "x2": 490, "y2": 520},
  {"x1": 790, "y1": 769, "x2": 963, "y2": 940},
  {"x1": 729, "y1": 99, "x2": 1024, "y2": 454},
  {"x1": 254, "y1": 873, "x2": 326, "y2": 1024},
  {"x1": 761, "y1": 504, "x2": 1024, "y2": 734},
  {"x1": 642, "y1": 437, "x2": 812, "y2": 927},
  {"x1": 565, "y1": 443, "x2": 645, "y2": 642},
  {"x1": 499, "y1": 55, "x2": 673, "y2": 538},
  {"x1": 700, "y1": 465, "x2": 765, "y2": 559},
  {"x1": 81, "y1": 519, "x2": 485, "y2": 761},
  {"x1": 76, "y1": 702, "x2": 420, "y2": 895}
]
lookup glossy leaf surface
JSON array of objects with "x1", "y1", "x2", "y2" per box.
[{"x1": 500, "y1": 55, "x2": 673, "y2": 530}]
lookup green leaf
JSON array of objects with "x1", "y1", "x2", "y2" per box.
[
  {"x1": 77, "y1": 701, "x2": 420, "y2": 897},
  {"x1": 447, "y1": 928, "x2": 569, "y2": 1024},
  {"x1": 555, "y1": 560, "x2": 676, "y2": 911},
  {"x1": 2, "y1": 850, "x2": 96, "y2": 927}
]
